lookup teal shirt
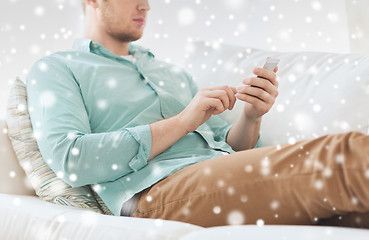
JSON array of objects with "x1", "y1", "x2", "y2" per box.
[{"x1": 26, "y1": 38, "x2": 256, "y2": 216}]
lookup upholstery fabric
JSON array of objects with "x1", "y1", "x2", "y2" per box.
[
  {"x1": 0, "y1": 193, "x2": 201, "y2": 240},
  {"x1": 187, "y1": 41, "x2": 369, "y2": 146}
]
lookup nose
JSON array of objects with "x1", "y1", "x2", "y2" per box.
[{"x1": 138, "y1": 0, "x2": 150, "y2": 12}]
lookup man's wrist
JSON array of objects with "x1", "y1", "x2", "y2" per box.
[
  {"x1": 172, "y1": 114, "x2": 191, "y2": 135},
  {"x1": 243, "y1": 110, "x2": 262, "y2": 124}
]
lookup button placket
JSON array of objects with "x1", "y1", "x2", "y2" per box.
[
  {"x1": 136, "y1": 64, "x2": 156, "y2": 91},
  {"x1": 134, "y1": 56, "x2": 170, "y2": 119}
]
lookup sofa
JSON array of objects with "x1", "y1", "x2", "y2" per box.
[{"x1": 1, "y1": 41, "x2": 369, "y2": 239}]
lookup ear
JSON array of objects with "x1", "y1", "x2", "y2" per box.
[{"x1": 85, "y1": 0, "x2": 99, "y2": 9}]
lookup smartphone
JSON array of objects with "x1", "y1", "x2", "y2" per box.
[
  {"x1": 256, "y1": 57, "x2": 280, "y2": 80},
  {"x1": 262, "y1": 57, "x2": 280, "y2": 71}
]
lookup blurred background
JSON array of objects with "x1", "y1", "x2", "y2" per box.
[{"x1": 0, "y1": 0, "x2": 368, "y2": 119}]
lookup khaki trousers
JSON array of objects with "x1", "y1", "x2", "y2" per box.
[{"x1": 130, "y1": 132, "x2": 369, "y2": 228}]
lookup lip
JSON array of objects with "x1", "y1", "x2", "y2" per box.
[{"x1": 133, "y1": 18, "x2": 145, "y2": 25}]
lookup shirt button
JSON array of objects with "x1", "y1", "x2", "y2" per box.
[{"x1": 142, "y1": 76, "x2": 149, "y2": 84}]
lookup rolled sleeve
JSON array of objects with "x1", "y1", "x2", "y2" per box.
[
  {"x1": 253, "y1": 134, "x2": 262, "y2": 148},
  {"x1": 126, "y1": 125, "x2": 152, "y2": 171},
  {"x1": 218, "y1": 122, "x2": 233, "y2": 142},
  {"x1": 26, "y1": 57, "x2": 155, "y2": 187}
]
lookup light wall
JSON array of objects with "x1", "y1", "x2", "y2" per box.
[
  {"x1": 0, "y1": 0, "x2": 367, "y2": 119},
  {"x1": 346, "y1": 0, "x2": 369, "y2": 54},
  {"x1": 139, "y1": 0, "x2": 351, "y2": 65}
]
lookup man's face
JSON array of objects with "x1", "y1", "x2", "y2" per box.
[{"x1": 97, "y1": 0, "x2": 150, "y2": 42}]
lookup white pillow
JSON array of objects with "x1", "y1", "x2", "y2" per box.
[{"x1": 186, "y1": 41, "x2": 369, "y2": 146}]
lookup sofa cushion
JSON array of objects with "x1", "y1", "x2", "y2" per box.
[
  {"x1": 5, "y1": 77, "x2": 112, "y2": 215},
  {"x1": 179, "y1": 225, "x2": 369, "y2": 240},
  {"x1": 186, "y1": 41, "x2": 369, "y2": 146},
  {"x1": 0, "y1": 120, "x2": 35, "y2": 195}
]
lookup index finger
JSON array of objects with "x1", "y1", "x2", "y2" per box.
[
  {"x1": 223, "y1": 85, "x2": 237, "y2": 110},
  {"x1": 209, "y1": 85, "x2": 237, "y2": 110}
]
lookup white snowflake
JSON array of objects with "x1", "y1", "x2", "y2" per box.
[
  {"x1": 69, "y1": 173, "x2": 78, "y2": 182},
  {"x1": 227, "y1": 210, "x2": 245, "y2": 225},
  {"x1": 177, "y1": 8, "x2": 195, "y2": 26}
]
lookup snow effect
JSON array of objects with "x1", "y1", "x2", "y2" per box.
[
  {"x1": 34, "y1": 6, "x2": 45, "y2": 17},
  {"x1": 270, "y1": 200, "x2": 280, "y2": 210},
  {"x1": 256, "y1": 219, "x2": 265, "y2": 226},
  {"x1": 335, "y1": 154, "x2": 345, "y2": 164},
  {"x1": 111, "y1": 164, "x2": 118, "y2": 170},
  {"x1": 227, "y1": 186, "x2": 235, "y2": 196},
  {"x1": 67, "y1": 145, "x2": 79, "y2": 156},
  {"x1": 217, "y1": 179, "x2": 225, "y2": 188},
  {"x1": 2, "y1": 0, "x2": 369, "y2": 230},
  {"x1": 9, "y1": 171, "x2": 16, "y2": 178},
  {"x1": 107, "y1": 78, "x2": 117, "y2": 88},
  {"x1": 56, "y1": 171, "x2": 64, "y2": 179},
  {"x1": 40, "y1": 91, "x2": 56, "y2": 108},
  {"x1": 227, "y1": 210, "x2": 245, "y2": 225},
  {"x1": 260, "y1": 157, "x2": 271, "y2": 176},
  {"x1": 146, "y1": 195, "x2": 153, "y2": 202},
  {"x1": 213, "y1": 206, "x2": 221, "y2": 214},
  {"x1": 244, "y1": 164, "x2": 253, "y2": 173},
  {"x1": 314, "y1": 180, "x2": 324, "y2": 190},
  {"x1": 97, "y1": 99, "x2": 108, "y2": 110},
  {"x1": 177, "y1": 8, "x2": 195, "y2": 26},
  {"x1": 203, "y1": 166, "x2": 211, "y2": 175},
  {"x1": 351, "y1": 197, "x2": 359, "y2": 205},
  {"x1": 69, "y1": 173, "x2": 77, "y2": 182},
  {"x1": 240, "y1": 195, "x2": 248, "y2": 203}
]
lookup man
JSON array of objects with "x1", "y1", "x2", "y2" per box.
[{"x1": 26, "y1": 0, "x2": 369, "y2": 227}]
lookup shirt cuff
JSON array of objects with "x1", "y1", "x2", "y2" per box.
[
  {"x1": 125, "y1": 125, "x2": 152, "y2": 171},
  {"x1": 253, "y1": 134, "x2": 262, "y2": 148},
  {"x1": 220, "y1": 123, "x2": 233, "y2": 142}
]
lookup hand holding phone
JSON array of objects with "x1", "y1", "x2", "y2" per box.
[
  {"x1": 236, "y1": 56, "x2": 280, "y2": 119},
  {"x1": 256, "y1": 57, "x2": 280, "y2": 80}
]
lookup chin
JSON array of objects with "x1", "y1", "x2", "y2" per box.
[
  {"x1": 113, "y1": 32, "x2": 144, "y2": 42},
  {"x1": 131, "y1": 33, "x2": 144, "y2": 41}
]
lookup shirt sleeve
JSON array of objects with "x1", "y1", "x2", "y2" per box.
[
  {"x1": 253, "y1": 135, "x2": 262, "y2": 148},
  {"x1": 26, "y1": 57, "x2": 151, "y2": 188}
]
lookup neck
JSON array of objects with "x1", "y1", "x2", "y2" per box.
[
  {"x1": 85, "y1": 33, "x2": 130, "y2": 56},
  {"x1": 84, "y1": 19, "x2": 130, "y2": 56}
]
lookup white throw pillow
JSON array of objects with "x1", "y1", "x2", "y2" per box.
[{"x1": 186, "y1": 41, "x2": 369, "y2": 146}]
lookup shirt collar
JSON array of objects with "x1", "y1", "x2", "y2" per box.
[{"x1": 72, "y1": 38, "x2": 155, "y2": 58}]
